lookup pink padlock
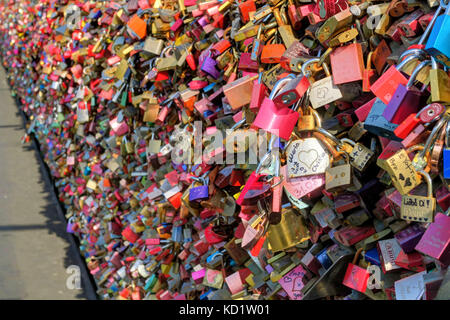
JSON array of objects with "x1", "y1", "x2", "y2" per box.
[
  {"x1": 253, "y1": 97, "x2": 299, "y2": 141},
  {"x1": 109, "y1": 117, "x2": 129, "y2": 136}
]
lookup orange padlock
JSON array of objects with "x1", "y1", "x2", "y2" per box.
[
  {"x1": 261, "y1": 43, "x2": 286, "y2": 64},
  {"x1": 127, "y1": 14, "x2": 147, "y2": 39}
]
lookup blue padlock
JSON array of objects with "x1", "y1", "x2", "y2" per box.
[
  {"x1": 316, "y1": 247, "x2": 333, "y2": 270},
  {"x1": 363, "y1": 98, "x2": 401, "y2": 141},
  {"x1": 426, "y1": 0, "x2": 450, "y2": 67},
  {"x1": 364, "y1": 247, "x2": 381, "y2": 266},
  {"x1": 443, "y1": 121, "x2": 450, "y2": 178}
]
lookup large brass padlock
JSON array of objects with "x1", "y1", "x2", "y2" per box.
[
  {"x1": 267, "y1": 207, "x2": 310, "y2": 252},
  {"x1": 401, "y1": 170, "x2": 436, "y2": 223}
]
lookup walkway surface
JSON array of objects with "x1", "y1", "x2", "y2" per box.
[{"x1": 0, "y1": 67, "x2": 94, "y2": 299}]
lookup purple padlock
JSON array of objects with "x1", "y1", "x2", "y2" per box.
[
  {"x1": 382, "y1": 84, "x2": 422, "y2": 124},
  {"x1": 382, "y1": 60, "x2": 430, "y2": 125},
  {"x1": 189, "y1": 184, "x2": 209, "y2": 201},
  {"x1": 394, "y1": 223, "x2": 426, "y2": 253},
  {"x1": 200, "y1": 55, "x2": 220, "y2": 79},
  {"x1": 66, "y1": 218, "x2": 76, "y2": 233}
]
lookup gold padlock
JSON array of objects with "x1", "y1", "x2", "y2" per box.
[
  {"x1": 400, "y1": 170, "x2": 436, "y2": 223},
  {"x1": 325, "y1": 153, "x2": 353, "y2": 191},
  {"x1": 340, "y1": 138, "x2": 375, "y2": 172},
  {"x1": 383, "y1": 149, "x2": 422, "y2": 195},
  {"x1": 267, "y1": 207, "x2": 310, "y2": 252}
]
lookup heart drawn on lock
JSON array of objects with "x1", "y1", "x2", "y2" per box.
[{"x1": 298, "y1": 149, "x2": 318, "y2": 169}]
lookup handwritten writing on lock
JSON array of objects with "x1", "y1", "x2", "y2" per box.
[{"x1": 278, "y1": 265, "x2": 310, "y2": 300}]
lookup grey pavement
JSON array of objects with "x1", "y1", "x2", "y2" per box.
[{"x1": 0, "y1": 67, "x2": 92, "y2": 299}]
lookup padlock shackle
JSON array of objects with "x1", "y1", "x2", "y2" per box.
[
  {"x1": 366, "y1": 51, "x2": 373, "y2": 69},
  {"x1": 397, "y1": 54, "x2": 423, "y2": 71},
  {"x1": 446, "y1": 121, "x2": 450, "y2": 147},
  {"x1": 315, "y1": 127, "x2": 340, "y2": 146},
  {"x1": 431, "y1": 56, "x2": 439, "y2": 70},
  {"x1": 417, "y1": 170, "x2": 433, "y2": 198},
  {"x1": 407, "y1": 60, "x2": 431, "y2": 88},
  {"x1": 418, "y1": 0, "x2": 447, "y2": 45},
  {"x1": 398, "y1": 49, "x2": 427, "y2": 64},
  {"x1": 302, "y1": 58, "x2": 331, "y2": 78},
  {"x1": 256, "y1": 135, "x2": 278, "y2": 174},
  {"x1": 269, "y1": 74, "x2": 295, "y2": 100},
  {"x1": 340, "y1": 137, "x2": 356, "y2": 147},
  {"x1": 420, "y1": 115, "x2": 449, "y2": 158}
]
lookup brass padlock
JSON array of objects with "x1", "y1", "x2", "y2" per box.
[
  {"x1": 401, "y1": 170, "x2": 436, "y2": 223},
  {"x1": 383, "y1": 149, "x2": 422, "y2": 195},
  {"x1": 430, "y1": 57, "x2": 450, "y2": 103},
  {"x1": 325, "y1": 153, "x2": 353, "y2": 192},
  {"x1": 297, "y1": 106, "x2": 316, "y2": 131},
  {"x1": 267, "y1": 207, "x2": 310, "y2": 252},
  {"x1": 340, "y1": 138, "x2": 375, "y2": 172},
  {"x1": 143, "y1": 36, "x2": 165, "y2": 56}
]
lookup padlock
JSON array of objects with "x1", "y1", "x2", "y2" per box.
[
  {"x1": 411, "y1": 115, "x2": 449, "y2": 172},
  {"x1": 143, "y1": 36, "x2": 164, "y2": 56},
  {"x1": 287, "y1": 0, "x2": 302, "y2": 30},
  {"x1": 303, "y1": 58, "x2": 343, "y2": 109},
  {"x1": 325, "y1": 152, "x2": 352, "y2": 192},
  {"x1": 383, "y1": 149, "x2": 422, "y2": 195},
  {"x1": 400, "y1": 170, "x2": 436, "y2": 222},
  {"x1": 251, "y1": 24, "x2": 264, "y2": 61},
  {"x1": 223, "y1": 74, "x2": 256, "y2": 110},
  {"x1": 363, "y1": 98, "x2": 400, "y2": 140},
  {"x1": 382, "y1": 59, "x2": 431, "y2": 125},
  {"x1": 267, "y1": 207, "x2": 310, "y2": 252},
  {"x1": 272, "y1": 74, "x2": 310, "y2": 108},
  {"x1": 201, "y1": 52, "x2": 220, "y2": 79},
  {"x1": 370, "y1": 53, "x2": 422, "y2": 105},
  {"x1": 362, "y1": 52, "x2": 378, "y2": 92},
  {"x1": 273, "y1": 6, "x2": 297, "y2": 49},
  {"x1": 444, "y1": 121, "x2": 450, "y2": 179},
  {"x1": 430, "y1": 56, "x2": 450, "y2": 103},
  {"x1": 393, "y1": 103, "x2": 445, "y2": 140},
  {"x1": 315, "y1": 7, "x2": 353, "y2": 44},
  {"x1": 414, "y1": 212, "x2": 450, "y2": 265},
  {"x1": 330, "y1": 42, "x2": 365, "y2": 85},
  {"x1": 430, "y1": 122, "x2": 447, "y2": 174},
  {"x1": 260, "y1": 41, "x2": 286, "y2": 64},
  {"x1": 286, "y1": 136, "x2": 330, "y2": 178},
  {"x1": 297, "y1": 106, "x2": 317, "y2": 131},
  {"x1": 249, "y1": 73, "x2": 267, "y2": 111},
  {"x1": 342, "y1": 249, "x2": 370, "y2": 293},
  {"x1": 425, "y1": 0, "x2": 450, "y2": 67},
  {"x1": 253, "y1": 76, "x2": 300, "y2": 141},
  {"x1": 189, "y1": 178, "x2": 210, "y2": 202},
  {"x1": 394, "y1": 223, "x2": 426, "y2": 253},
  {"x1": 340, "y1": 138, "x2": 375, "y2": 172}
]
